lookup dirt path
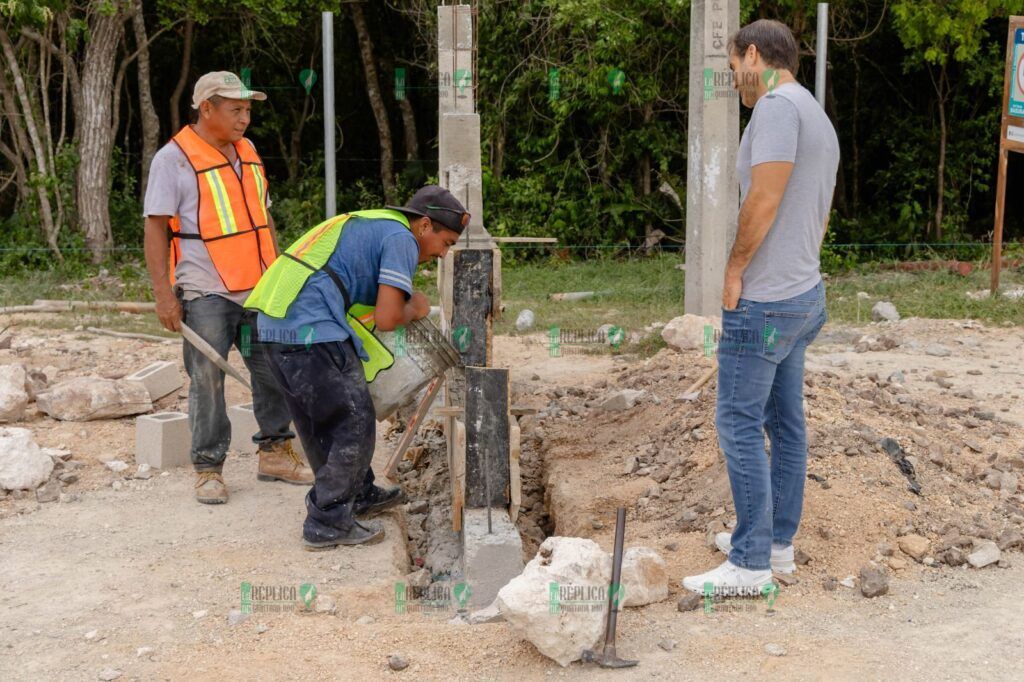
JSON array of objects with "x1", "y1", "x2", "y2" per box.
[{"x1": 1, "y1": 321, "x2": 1023, "y2": 679}]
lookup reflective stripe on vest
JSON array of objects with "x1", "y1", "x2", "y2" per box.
[
  {"x1": 167, "y1": 125, "x2": 277, "y2": 292},
  {"x1": 244, "y1": 209, "x2": 411, "y2": 383}
]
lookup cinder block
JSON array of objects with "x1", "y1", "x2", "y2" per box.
[
  {"x1": 135, "y1": 412, "x2": 191, "y2": 469},
  {"x1": 462, "y1": 507, "x2": 524, "y2": 609},
  {"x1": 228, "y1": 403, "x2": 305, "y2": 457},
  {"x1": 126, "y1": 361, "x2": 183, "y2": 401}
]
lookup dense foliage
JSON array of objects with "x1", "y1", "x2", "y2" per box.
[{"x1": 2, "y1": 0, "x2": 1023, "y2": 272}]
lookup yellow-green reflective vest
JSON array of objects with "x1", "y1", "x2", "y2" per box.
[{"x1": 244, "y1": 209, "x2": 411, "y2": 382}]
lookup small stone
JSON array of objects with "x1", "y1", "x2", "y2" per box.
[
  {"x1": 822, "y1": 577, "x2": 838, "y2": 591},
  {"x1": 859, "y1": 565, "x2": 889, "y2": 598},
  {"x1": 192, "y1": 609, "x2": 208, "y2": 619},
  {"x1": 313, "y1": 595, "x2": 337, "y2": 615},
  {"x1": 136, "y1": 646, "x2": 154, "y2": 658},
  {"x1": 406, "y1": 500, "x2": 428, "y2": 515},
  {"x1": 775, "y1": 573, "x2": 798, "y2": 587},
  {"x1": 924, "y1": 344, "x2": 952, "y2": 357},
  {"x1": 35, "y1": 479, "x2": 60, "y2": 503},
  {"x1": 764, "y1": 643, "x2": 787, "y2": 657},
  {"x1": 677, "y1": 593, "x2": 702, "y2": 612},
  {"x1": 356, "y1": 615, "x2": 375, "y2": 625},
  {"x1": 794, "y1": 548, "x2": 811, "y2": 566},
  {"x1": 388, "y1": 653, "x2": 409, "y2": 671},
  {"x1": 871, "y1": 301, "x2": 900, "y2": 322},
  {"x1": 406, "y1": 568, "x2": 431, "y2": 589},
  {"x1": 839, "y1": 576, "x2": 856, "y2": 589},
  {"x1": 105, "y1": 460, "x2": 129, "y2": 473},
  {"x1": 898, "y1": 534, "x2": 930, "y2": 561},
  {"x1": 134, "y1": 463, "x2": 153, "y2": 480},
  {"x1": 515, "y1": 309, "x2": 535, "y2": 331},
  {"x1": 663, "y1": 541, "x2": 679, "y2": 552},
  {"x1": 902, "y1": 500, "x2": 917, "y2": 512},
  {"x1": 658, "y1": 639, "x2": 677, "y2": 652},
  {"x1": 967, "y1": 541, "x2": 1001, "y2": 569},
  {"x1": 59, "y1": 472, "x2": 78, "y2": 484},
  {"x1": 255, "y1": 624, "x2": 270, "y2": 634},
  {"x1": 887, "y1": 557, "x2": 909, "y2": 571},
  {"x1": 84, "y1": 629, "x2": 100, "y2": 641},
  {"x1": 622, "y1": 456, "x2": 638, "y2": 475},
  {"x1": 98, "y1": 669, "x2": 122, "y2": 681},
  {"x1": 227, "y1": 609, "x2": 250, "y2": 626}
]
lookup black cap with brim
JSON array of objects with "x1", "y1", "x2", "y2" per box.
[{"x1": 387, "y1": 184, "x2": 469, "y2": 234}]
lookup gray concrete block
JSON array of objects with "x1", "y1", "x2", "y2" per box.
[
  {"x1": 228, "y1": 402, "x2": 259, "y2": 454},
  {"x1": 135, "y1": 412, "x2": 191, "y2": 469},
  {"x1": 125, "y1": 361, "x2": 183, "y2": 401},
  {"x1": 227, "y1": 403, "x2": 305, "y2": 457},
  {"x1": 462, "y1": 507, "x2": 524, "y2": 610}
]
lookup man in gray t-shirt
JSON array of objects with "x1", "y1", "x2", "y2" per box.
[
  {"x1": 683, "y1": 19, "x2": 838, "y2": 597},
  {"x1": 142, "y1": 71, "x2": 312, "y2": 504}
]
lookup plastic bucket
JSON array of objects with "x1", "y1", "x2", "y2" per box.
[{"x1": 369, "y1": 317, "x2": 461, "y2": 420}]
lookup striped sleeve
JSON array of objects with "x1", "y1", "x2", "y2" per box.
[{"x1": 378, "y1": 232, "x2": 419, "y2": 298}]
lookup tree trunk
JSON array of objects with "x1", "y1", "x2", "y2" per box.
[
  {"x1": 350, "y1": 3, "x2": 396, "y2": 203},
  {"x1": 0, "y1": 26, "x2": 60, "y2": 258},
  {"x1": 933, "y1": 64, "x2": 947, "y2": 240},
  {"x1": 77, "y1": 9, "x2": 125, "y2": 262},
  {"x1": 398, "y1": 96, "x2": 419, "y2": 161},
  {"x1": 132, "y1": 0, "x2": 160, "y2": 198},
  {"x1": 169, "y1": 19, "x2": 193, "y2": 133}
]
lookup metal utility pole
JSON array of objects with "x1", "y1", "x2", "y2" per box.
[
  {"x1": 322, "y1": 11, "x2": 337, "y2": 217},
  {"x1": 815, "y1": 3, "x2": 828, "y2": 109}
]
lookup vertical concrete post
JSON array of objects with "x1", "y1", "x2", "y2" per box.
[{"x1": 685, "y1": 0, "x2": 740, "y2": 316}]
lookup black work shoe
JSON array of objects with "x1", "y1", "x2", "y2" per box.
[
  {"x1": 353, "y1": 485, "x2": 407, "y2": 518},
  {"x1": 303, "y1": 519, "x2": 385, "y2": 550}
]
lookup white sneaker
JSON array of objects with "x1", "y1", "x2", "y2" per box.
[
  {"x1": 715, "y1": 532, "x2": 797, "y2": 574},
  {"x1": 681, "y1": 559, "x2": 773, "y2": 595}
]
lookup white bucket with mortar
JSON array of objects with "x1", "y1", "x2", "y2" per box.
[{"x1": 370, "y1": 317, "x2": 462, "y2": 421}]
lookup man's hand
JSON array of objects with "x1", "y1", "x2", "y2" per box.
[
  {"x1": 155, "y1": 292, "x2": 183, "y2": 332},
  {"x1": 409, "y1": 291, "x2": 430, "y2": 320},
  {"x1": 722, "y1": 269, "x2": 743, "y2": 311}
]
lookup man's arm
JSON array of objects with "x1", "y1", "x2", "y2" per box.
[
  {"x1": 143, "y1": 215, "x2": 183, "y2": 331},
  {"x1": 722, "y1": 161, "x2": 794, "y2": 309},
  {"x1": 375, "y1": 285, "x2": 430, "y2": 331}
]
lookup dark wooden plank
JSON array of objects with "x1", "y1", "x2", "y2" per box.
[
  {"x1": 465, "y1": 366, "x2": 510, "y2": 507},
  {"x1": 450, "y1": 249, "x2": 493, "y2": 367}
]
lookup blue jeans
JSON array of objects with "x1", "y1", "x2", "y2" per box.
[
  {"x1": 715, "y1": 280, "x2": 827, "y2": 570},
  {"x1": 180, "y1": 293, "x2": 295, "y2": 471}
]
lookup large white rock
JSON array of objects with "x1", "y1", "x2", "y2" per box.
[
  {"x1": 661, "y1": 314, "x2": 720, "y2": 352},
  {"x1": 620, "y1": 547, "x2": 668, "y2": 607},
  {"x1": 871, "y1": 301, "x2": 900, "y2": 322},
  {"x1": 0, "y1": 427, "x2": 54, "y2": 490},
  {"x1": 37, "y1": 377, "x2": 152, "y2": 421},
  {"x1": 497, "y1": 537, "x2": 610, "y2": 667},
  {"x1": 0, "y1": 364, "x2": 29, "y2": 422}
]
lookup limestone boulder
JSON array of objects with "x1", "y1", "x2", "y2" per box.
[
  {"x1": 620, "y1": 547, "x2": 668, "y2": 607},
  {"x1": 36, "y1": 377, "x2": 152, "y2": 421},
  {"x1": 0, "y1": 427, "x2": 54, "y2": 490},
  {"x1": 661, "y1": 314, "x2": 720, "y2": 352},
  {"x1": 497, "y1": 537, "x2": 610, "y2": 667}
]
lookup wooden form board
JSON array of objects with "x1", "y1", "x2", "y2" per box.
[{"x1": 464, "y1": 366, "x2": 510, "y2": 507}]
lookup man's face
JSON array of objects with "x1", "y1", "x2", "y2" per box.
[
  {"x1": 729, "y1": 45, "x2": 760, "y2": 109},
  {"x1": 414, "y1": 218, "x2": 460, "y2": 263},
  {"x1": 201, "y1": 98, "x2": 252, "y2": 142}
]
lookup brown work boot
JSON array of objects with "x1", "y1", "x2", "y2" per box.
[
  {"x1": 258, "y1": 440, "x2": 314, "y2": 485},
  {"x1": 195, "y1": 471, "x2": 228, "y2": 504}
]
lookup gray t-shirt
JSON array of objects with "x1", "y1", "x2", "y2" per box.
[
  {"x1": 736, "y1": 82, "x2": 839, "y2": 302},
  {"x1": 142, "y1": 137, "x2": 271, "y2": 305}
]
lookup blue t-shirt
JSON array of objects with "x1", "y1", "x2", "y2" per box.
[{"x1": 257, "y1": 216, "x2": 419, "y2": 360}]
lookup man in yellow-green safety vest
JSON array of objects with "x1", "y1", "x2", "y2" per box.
[{"x1": 246, "y1": 185, "x2": 468, "y2": 549}]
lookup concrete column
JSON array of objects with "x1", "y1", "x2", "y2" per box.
[{"x1": 685, "y1": 0, "x2": 740, "y2": 316}]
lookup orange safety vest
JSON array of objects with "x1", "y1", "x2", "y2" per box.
[{"x1": 167, "y1": 125, "x2": 278, "y2": 292}]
